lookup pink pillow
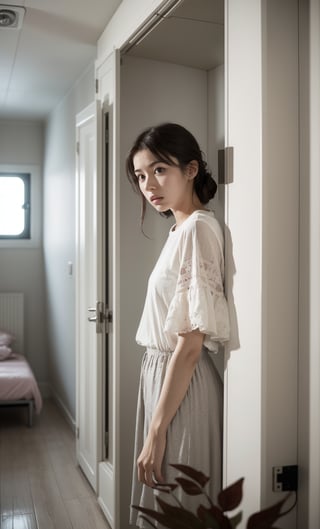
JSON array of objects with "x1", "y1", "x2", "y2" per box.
[
  {"x1": 0, "y1": 345, "x2": 13, "y2": 360},
  {"x1": 0, "y1": 331, "x2": 15, "y2": 346}
]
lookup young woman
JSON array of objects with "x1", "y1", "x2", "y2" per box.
[{"x1": 126, "y1": 123, "x2": 230, "y2": 527}]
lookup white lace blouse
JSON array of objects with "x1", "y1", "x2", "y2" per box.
[{"x1": 136, "y1": 210, "x2": 230, "y2": 353}]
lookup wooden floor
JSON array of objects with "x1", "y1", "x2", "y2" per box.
[{"x1": 0, "y1": 400, "x2": 111, "y2": 529}]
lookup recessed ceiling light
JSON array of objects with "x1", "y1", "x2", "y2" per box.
[{"x1": 0, "y1": 5, "x2": 25, "y2": 29}]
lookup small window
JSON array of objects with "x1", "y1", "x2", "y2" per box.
[{"x1": 0, "y1": 172, "x2": 31, "y2": 239}]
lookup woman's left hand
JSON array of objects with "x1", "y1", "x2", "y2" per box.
[{"x1": 137, "y1": 427, "x2": 166, "y2": 487}]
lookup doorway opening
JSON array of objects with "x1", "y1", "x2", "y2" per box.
[{"x1": 116, "y1": 0, "x2": 226, "y2": 526}]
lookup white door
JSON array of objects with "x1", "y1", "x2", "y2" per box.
[{"x1": 75, "y1": 100, "x2": 105, "y2": 492}]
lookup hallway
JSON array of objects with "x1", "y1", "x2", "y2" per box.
[{"x1": 0, "y1": 400, "x2": 111, "y2": 529}]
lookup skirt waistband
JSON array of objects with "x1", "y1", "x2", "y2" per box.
[{"x1": 145, "y1": 345, "x2": 210, "y2": 356}]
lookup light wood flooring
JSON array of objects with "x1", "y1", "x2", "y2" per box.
[{"x1": 0, "y1": 400, "x2": 111, "y2": 529}]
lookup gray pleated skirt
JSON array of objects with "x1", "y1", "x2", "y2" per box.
[{"x1": 130, "y1": 347, "x2": 223, "y2": 528}]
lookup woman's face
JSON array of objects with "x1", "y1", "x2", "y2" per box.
[{"x1": 133, "y1": 148, "x2": 196, "y2": 215}]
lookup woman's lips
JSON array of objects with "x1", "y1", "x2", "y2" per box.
[{"x1": 150, "y1": 196, "x2": 163, "y2": 204}]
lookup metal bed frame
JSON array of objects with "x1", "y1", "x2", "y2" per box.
[{"x1": 0, "y1": 399, "x2": 34, "y2": 427}]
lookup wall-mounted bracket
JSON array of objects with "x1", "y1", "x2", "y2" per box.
[{"x1": 218, "y1": 146, "x2": 234, "y2": 184}]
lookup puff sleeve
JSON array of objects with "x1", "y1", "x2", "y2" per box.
[{"x1": 164, "y1": 217, "x2": 230, "y2": 351}]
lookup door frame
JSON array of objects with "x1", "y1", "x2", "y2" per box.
[
  {"x1": 95, "y1": 49, "x2": 121, "y2": 529},
  {"x1": 297, "y1": 0, "x2": 320, "y2": 525}
]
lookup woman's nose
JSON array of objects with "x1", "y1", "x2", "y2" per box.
[{"x1": 145, "y1": 174, "x2": 156, "y2": 189}]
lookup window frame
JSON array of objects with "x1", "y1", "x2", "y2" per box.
[
  {"x1": 0, "y1": 164, "x2": 41, "y2": 248},
  {"x1": 0, "y1": 171, "x2": 31, "y2": 240}
]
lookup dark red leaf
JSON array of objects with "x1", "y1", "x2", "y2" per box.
[
  {"x1": 175, "y1": 477, "x2": 204, "y2": 495},
  {"x1": 197, "y1": 504, "x2": 233, "y2": 529},
  {"x1": 170, "y1": 464, "x2": 210, "y2": 487},
  {"x1": 218, "y1": 478, "x2": 244, "y2": 512},
  {"x1": 247, "y1": 494, "x2": 292, "y2": 529}
]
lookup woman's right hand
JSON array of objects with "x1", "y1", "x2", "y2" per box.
[{"x1": 137, "y1": 427, "x2": 166, "y2": 487}]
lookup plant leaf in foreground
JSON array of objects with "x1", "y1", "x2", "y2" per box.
[
  {"x1": 247, "y1": 494, "x2": 293, "y2": 529},
  {"x1": 218, "y1": 478, "x2": 244, "y2": 512},
  {"x1": 170, "y1": 464, "x2": 210, "y2": 487}
]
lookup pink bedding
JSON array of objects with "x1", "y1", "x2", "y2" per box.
[{"x1": 0, "y1": 354, "x2": 42, "y2": 413}]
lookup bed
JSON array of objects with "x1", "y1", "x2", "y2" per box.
[
  {"x1": 0, "y1": 293, "x2": 43, "y2": 426},
  {"x1": 0, "y1": 352, "x2": 43, "y2": 426}
]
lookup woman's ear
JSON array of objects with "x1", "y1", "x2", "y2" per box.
[{"x1": 186, "y1": 160, "x2": 199, "y2": 180}]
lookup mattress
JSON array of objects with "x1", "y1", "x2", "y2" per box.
[{"x1": 0, "y1": 354, "x2": 42, "y2": 413}]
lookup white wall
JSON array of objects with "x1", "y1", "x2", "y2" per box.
[
  {"x1": 0, "y1": 119, "x2": 48, "y2": 386},
  {"x1": 0, "y1": 120, "x2": 43, "y2": 163},
  {"x1": 208, "y1": 65, "x2": 225, "y2": 223},
  {"x1": 43, "y1": 63, "x2": 95, "y2": 420}
]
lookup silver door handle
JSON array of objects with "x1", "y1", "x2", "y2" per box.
[{"x1": 87, "y1": 307, "x2": 97, "y2": 322}]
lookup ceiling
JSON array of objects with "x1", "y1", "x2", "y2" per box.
[
  {"x1": 0, "y1": 0, "x2": 224, "y2": 121},
  {"x1": 126, "y1": 0, "x2": 224, "y2": 71},
  {"x1": 0, "y1": 0, "x2": 122, "y2": 120}
]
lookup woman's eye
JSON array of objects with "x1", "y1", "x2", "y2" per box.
[
  {"x1": 154, "y1": 166, "x2": 166, "y2": 175},
  {"x1": 136, "y1": 174, "x2": 145, "y2": 182}
]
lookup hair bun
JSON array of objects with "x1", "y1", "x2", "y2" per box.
[{"x1": 194, "y1": 162, "x2": 217, "y2": 204}]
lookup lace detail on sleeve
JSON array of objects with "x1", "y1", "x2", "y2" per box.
[
  {"x1": 177, "y1": 258, "x2": 224, "y2": 295},
  {"x1": 164, "y1": 256, "x2": 230, "y2": 350}
]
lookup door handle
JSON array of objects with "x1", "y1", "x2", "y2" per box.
[
  {"x1": 87, "y1": 304, "x2": 103, "y2": 326},
  {"x1": 87, "y1": 307, "x2": 97, "y2": 322}
]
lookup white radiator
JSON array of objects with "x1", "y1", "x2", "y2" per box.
[{"x1": 0, "y1": 292, "x2": 24, "y2": 354}]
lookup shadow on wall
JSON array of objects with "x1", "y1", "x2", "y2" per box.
[{"x1": 224, "y1": 224, "x2": 240, "y2": 359}]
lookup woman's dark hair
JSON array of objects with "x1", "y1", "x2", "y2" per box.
[{"x1": 126, "y1": 122, "x2": 217, "y2": 225}]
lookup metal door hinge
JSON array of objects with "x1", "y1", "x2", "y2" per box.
[
  {"x1": 218, "y1": 146, "x2": 234, "y2": 184},
  {"x1": 95, "y1": 78, "x2": 99, "y2": 94},
  {"x1": 88, "y1": 301, "x2": 113, "y2": 334},
  {"x1": 76, "y1": 141, "x2": 80, "y2": 155},
  {"x1": 105, "y1": 308, "x2": 112, "y2": 334}
]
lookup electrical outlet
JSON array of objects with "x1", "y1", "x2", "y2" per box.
[{"x1": 272, "y1": 465, "x2": 298, "y2": 492}]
